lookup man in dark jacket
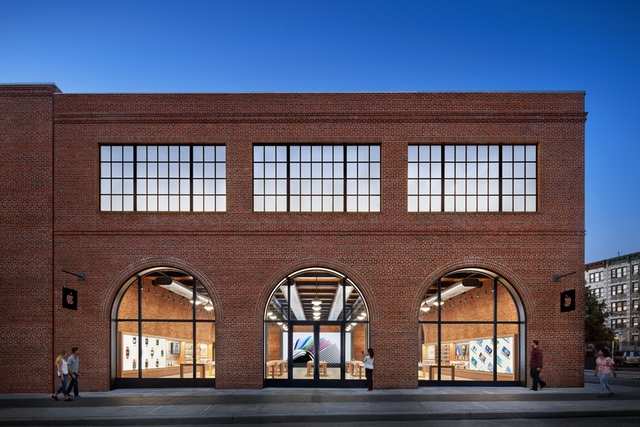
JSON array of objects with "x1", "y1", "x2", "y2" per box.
[{"x1": 530, "y1": 340, "x2": 547, "y2": 390}]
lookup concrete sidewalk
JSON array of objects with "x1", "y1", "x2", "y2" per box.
[{"x1": 1, "y1": 383, "x2": 639, "y2": 426}]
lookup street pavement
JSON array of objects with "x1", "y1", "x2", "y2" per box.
[{"x1": 0, "y1": 376, "x2": 639, "y2": 426}]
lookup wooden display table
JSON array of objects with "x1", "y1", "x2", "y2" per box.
[
  {"x1": 180, "y1": 363, "x2": 206, "y2": 378},
  {"x1": 306, "y1": 360, "x2": 328, "y2": 377},
  {"x1": 266, "y1": 360, "x2": 286, "y2": 378},
  {"x1": 351, "y1": 360, "x2": 364, "y2": 379},
  {"x1": 429, "y1": 364, "x2": 455, "y2": 380}
]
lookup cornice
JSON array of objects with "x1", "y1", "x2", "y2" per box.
[
  {"x1": 54, "y1": 229, "x2": 584, "y2": 237},
  {"x1": 54, "y1": 111, "x2": 587, "y2": 125}
]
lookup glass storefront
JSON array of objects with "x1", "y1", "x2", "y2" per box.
[
  {"x1": 418, "y1": 268, "x2": 525, "y2": 384},
  {"x1": 111, "y1": 267, "x2": 216, "y2": 386},
  {"x1": 264, "y1": 268, "x2": 370, "y2": 386}
]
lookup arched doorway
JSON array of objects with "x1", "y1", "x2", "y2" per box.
[
  {"x1": 110, "y1": 267, "x2": 216, "y2": 387},
  {"x1": 418, "y1": 268, "x2": 526, "y2": 385},
  {"x1": 264, "y1": 268, "x2": 370, "y2": 387}
]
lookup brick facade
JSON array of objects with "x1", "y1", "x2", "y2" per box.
[{"x1": 0, "y1": 85, "x2": 586, "y2": 392}]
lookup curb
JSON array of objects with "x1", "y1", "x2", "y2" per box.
[{"x1": 2, "y1": 410, "x2": 640, "y2": 425}]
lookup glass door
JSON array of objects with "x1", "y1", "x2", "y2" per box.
[
  {"x1": 290, "y1": 323, "x2": 314, "y2": 381},
  {"x1": 317, "y1": 323, "x2": 343, "y2": 381}
]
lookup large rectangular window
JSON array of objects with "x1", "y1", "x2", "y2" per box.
[
  {"x1": 100, "y1": 145, "x2": 226, "y2": 212},
  {"x1": 408, "y1": 145, "x2": 537, "y2": 212},
  {"x1": 253, "y1": 144, "x2": 380, "y2": 212}
]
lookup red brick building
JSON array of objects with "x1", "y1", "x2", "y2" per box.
[{"x1": 0, "y1": 84, "x2": 586, "y2": 392}]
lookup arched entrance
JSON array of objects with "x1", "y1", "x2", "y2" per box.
[
  {"x1": 264, "y1": 267, "x2": 370, "y2": 387},
  {"x1": 418, "y1": 268, "x2": 526, "y2": 385},
  {"x1": 110, "y1": 267, "x2": 216, "y2": 387}
]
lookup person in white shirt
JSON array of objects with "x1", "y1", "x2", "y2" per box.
[
  {"x1": 363, "y1": 348, "x2": 374, "y2": 391},
  {"x1": 51, "y1": 350, "x2": 71, "y2": 401}
]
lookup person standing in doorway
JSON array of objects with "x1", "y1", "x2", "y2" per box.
[
  {"x1": 595, "y1": 349, "x2": 615, "y2": 396},
  {"x1": 363, "y1": 348, "x2": 374, "y2": 391},
  {"x1": 66, "y1": 347, "x2": 80, "y2": 399},
  {"x1": 530, "y1": 340, "x2": 547, "y2": 391},
  {"x1": 51, "y1": 350, "x2": 71, "y2": 401}
]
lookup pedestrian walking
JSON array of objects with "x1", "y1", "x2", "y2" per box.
[
  {"x1": 66, "y1": 347, "x2": 80, "y2": 399},
  {"x1": 529, "y1": 340, "x2": 547, "y2": 391},
  {"x1": 50, "y1": 350, "x2": 71, "y2": 401},
  {"x1": 363, "y1": 348, "x2": 374, "y2": 391},
  {"x1": 595, "y1": 349, "x2": 615, "y2": 396}
]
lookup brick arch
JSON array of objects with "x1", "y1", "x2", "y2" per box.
[
  {"x1": 102, "y1": 256, "x2": 223, "y2": 325},
  {"x1": 255, "y1": 257, "x2": 377, "y2": 325},
  {"x1": 413, "y1": 258, "x2": 530, "y2": 323}
]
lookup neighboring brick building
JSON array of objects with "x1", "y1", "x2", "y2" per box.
[
  {"x1": 0, "y1": 84, "x2": 586, "y2": 392},
  {"x1": 585, "y1": 252, "x2": 640, "y2": 348}
]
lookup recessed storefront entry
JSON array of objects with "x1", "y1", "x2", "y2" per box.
[{"x1": 264, "y1": 268, "x2": 369, "y2": 387}]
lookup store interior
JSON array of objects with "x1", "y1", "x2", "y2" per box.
[
  {"x1": 264, "y1": 270, "x2": 369, "y2": 381},
  {"x1": 418, "y1": 269, "x2": 524, "y2": 382},
  {"x1": 114, "y1": 268, "x2": 216, "y2": 379}
]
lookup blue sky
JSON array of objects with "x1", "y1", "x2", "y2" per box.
[{"x1": 1, "y1": 0, "x2": 638, "y2": 262}]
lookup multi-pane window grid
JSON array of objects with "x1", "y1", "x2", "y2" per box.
[
  {"x1": 589, "y1": 272, "x2": 603, "y2": 283},
  {"x1": 408, "y1": 145, "x2": 536, "y2": 212},
  {"x1": 253, "y1": 145, "x2": 380, "y2": 212},
  {"x1": 611, "y1": 318, "x2": 627, "y2": 329},
  {"x1": 633, "y1": 317, "x2": 639, "y2": 327},
  {"x1": 100, "y1": 146, "x2": 135, "y2": 211},
  {"x1": 611, "y1": 267, "x2": 627, "y2": 279},
  {"x1": 611, "y1": 301, "x2": 627, "y2": 313},
  {"x1": 632, "y1": 264, "x2": 639, "y2": 275},
  {"x1": 591, "y1": 288, "x2": 604, "y2": 298},
  {"x1": 100, "y1": 145, "x2": 225, "y2": 212},
  {"x1": 634, "y1": 299, "x2": 639, "y2": 311},
  {"x1": 633, "y1": 282, "x2": 640, "y2": 293},
  {"x1": 611, "y1": 284, "x2": 627, "y2": 296}
]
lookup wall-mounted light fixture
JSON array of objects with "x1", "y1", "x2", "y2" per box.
[
  {"x1": 551, "y1": 271, "x2": 577, "y2": 283},
  {"x1": 61, "y1": 270, "x2": 86, "y2": 281}
]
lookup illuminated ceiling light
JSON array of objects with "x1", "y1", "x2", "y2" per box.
[
  {"x1": 204, "y1": 304, "x2": 214, "y2": 312},
  {"x1": 311, "y1": 299, "x2": 322, "y2": 306},
  {"x1": 312, "y1": 306, "x2": 322, "y2": 312},
  {"x1": 267, "y1": 311, "x2": 273, "y2": 316},
  {"x1": 276, "y1": 322, "x2": 283, "y2": 326},
  {"x1": 269, "y1": 314, "x2": 277, "y2": 320},
  {"x1": 420, "y1": 306, "x2": 431, "y2": 313},
  {"x1": 357, "y1": 314, "x2": 365, "y2": 320},
  {"x1": 360, "y1": 312, "x2": 366, "y2": 318}
]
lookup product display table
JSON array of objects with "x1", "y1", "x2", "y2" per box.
[
  {"x1": 179, "y1": 363, "x2": 206, "y2": 378},
  {"x1": 306, "y1": 360, "x2": 328, "y2": 377},
  {"x1": 351, "y1": 360, "x2": 364, "y2": 379},
  {"x1": 429, "y1": 364, "x2": 455, "y2": 380},
  {"x1": 266, "y1": 360, "x2": 286, "y2": 378}
]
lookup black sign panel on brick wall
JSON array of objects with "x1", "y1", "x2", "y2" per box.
[
  {"x1": 560, "y1": 289, "x2": 576, "y2": 312},
  {"x1": 62, "y1": 287, "x2": 78, "y2": 310}
]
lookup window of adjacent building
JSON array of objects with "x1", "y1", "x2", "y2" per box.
[
  {"x1": 611, "y1": 266, "x2": 627, "y2": 279},
  {"x1": 633, "y1": 299, "x2": 639, "y2": 311},
  {"x1": 588, "y1": 272, "x2": 603, "y2": 283},
  {"x1": 633, "y1": 282, "x2": 640, "y2": 293},
  {"x1": 253, "y1": 145, "x2": 380, "y2": 212},
  {"x1": 407, "y1": 144, "x2": 536, "y2": 212},
  {"x1": 633, "y1": 334, "x2": 639, "y2": 342},
  {"x1": 611, "y1": 283, "x2": 627, "y2": 296},
  {"x1": 591, "y1": 288, "x2": 604, "y2": 298},
  {"x1": 100, "y1": 145, "x2": 226, "y2": 212},
  {"x1": 633, "y1": 317, "x2": 639, "y2": 327},
  {"x1": 633, "y1": 264, "x2": 639, "y2": 275},
  {"x1": 611, "y1": 318, "x2": 627, "y2": 329},
  {"x1": 611, "y1": 301, "x2": 627, "y2": 313}
]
